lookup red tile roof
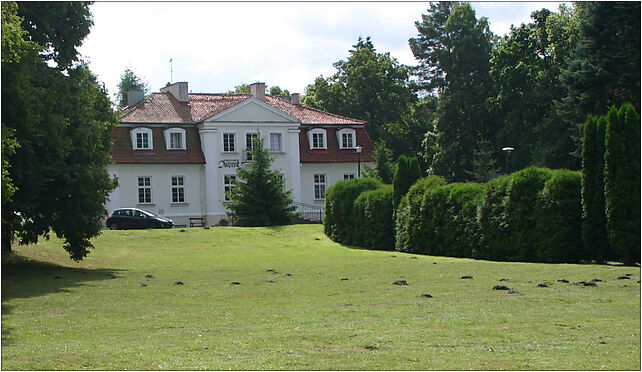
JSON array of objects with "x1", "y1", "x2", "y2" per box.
[
  {"x1": 115, "y1": 91, "x2": 373, "y2": 164},
  {"x1": 265, "y1": 96, "x2": 365, "y2": 125},
  {"x1": 120, "y1": 93, "x2": 365, "y2": 125},
  {"x1": 110, "y1": 127, "x2": 205, "y2": 164}
]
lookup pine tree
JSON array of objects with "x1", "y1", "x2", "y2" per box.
[
  {"x1": 604, "y1": 104, "x2": 641, "y2": 265},
  {"x1": 224, "y1": 135, "x2": 297, "y2": 226},
  {"x1": 581, "y1": 115, "x2": 609, "y2": 262},
  {"x1": 411, "y1": 3, "x2": 494, "y2": 182}
]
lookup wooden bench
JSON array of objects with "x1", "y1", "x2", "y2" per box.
[{"x1": 189, "y1": 217, "x2": 205, "y2": 227}]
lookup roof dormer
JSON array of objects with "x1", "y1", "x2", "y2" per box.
[{"x1": 308, "y1": 128, "x2": 327, "y2": 150}]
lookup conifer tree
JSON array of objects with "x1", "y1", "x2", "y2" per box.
[
  {"x1": 224, "y1": 135, "x2": 297, "y2": 226},
  {"x1": 581, "y1": 115, "x2": 609, "y2": 262},
  {"x1": 604, "y1": 104, "x2": 641, "y2": 265},
  {"x1": 393, "y1": 155, "x2": 421, "y2": 208}
]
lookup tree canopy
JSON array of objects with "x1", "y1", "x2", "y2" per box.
[
  {"x1": 412, "y1": 3, "x2": 493, "y2": 182},
  {"x1": 304, "y1": 37, "x2": 419, "y2": 157},
  {"x1": 2, "y1": 1, "x2": 118, "y2": 260}
]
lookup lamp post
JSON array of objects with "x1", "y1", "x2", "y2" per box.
[
  {"x1": 356, "y1": 146, "x2": 363, "y2": 178},
  {"x1": 502, "y1": 146, "x2": 514, "y2": 174}
]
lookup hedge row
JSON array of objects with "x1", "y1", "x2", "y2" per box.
[
  {"x1": 352, "y1": 185, "x2": 394, "y2": 250},
  {"x1": 326, "y1": 167, "x2": 590, "y2": 264},
  {"x1": 395, "y1": 175, "x2": 446, "y2": 253},
  {"x1": 324, "y1": 177, "x2": 382, "y2": 246}
]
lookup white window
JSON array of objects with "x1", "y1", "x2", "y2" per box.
[
  {"x1": 314, "y1": 174, "x2": 326, "y2": 200},
  {"x1": 137, "y1": 176, "x2": 152, "y2": 204},
  {"x1": 164, "y1": 128, "x2": 186, "y2": 150},
  {"x1": 309, "y1": 129, "x2": 327, "y2": 150},
  {"x1": 223, "y1": 133, "x2": 236, "y2": 152},
  {"x1": 337, "y1": 128, "x2": 356, "y2": 149},
  {"x1": 171, "y1": 176, "x2": 185, "y2": 203},
  {"x1": 246, "y1": 133, "x2": 258, "y2": 160},
  {"x1": 270, "y1": 133, "x2": 282, "y2": 152},
  {"x1": 224, "y1": 175, "x2": 236, "y2": 201},
  {"x1": 131, "y1": 128, "x2": 153, "y2": 150},
  {"x1": 344, "y1": 173, "x2": 356, "y2": 180}
]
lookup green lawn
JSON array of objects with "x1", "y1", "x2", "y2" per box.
[{"x1": 2, "y1": 225, "x2": 640, "y2": 370}]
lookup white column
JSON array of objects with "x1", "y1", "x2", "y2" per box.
[
  {"x1": 199, "y1": 127, "x2": 219, "y2": 222},
  {"x1": 288, "y1": 127, "x2": 302, "y2": 202}
]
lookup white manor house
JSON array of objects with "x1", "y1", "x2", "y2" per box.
[{"x1": 106, "y1": 82, "x2": 374, "y2": 226}]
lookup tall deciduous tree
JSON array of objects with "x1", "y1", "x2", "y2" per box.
[
  {"x1": 489, "y1": 6, "x2": 579, "y2": 171},
  {"x1": 224, "y1": 135, "x2": 297, "y2": 226},
  {"x1": 268, "y1": 86, "x2": 290, "y2": 97},
  {"x1": 303, "y1": 37, "x2": 418, "y2": 156},
  {"x1": 17, "y1": 1, "x2": 93, "y2": 69},
  {"x1": 116, "y1": 68, "x2": 149, "y2": 107},
  {"x1": 2, "y1": 1, "x2": 118, "y2": 260},
  {"x1": 604, "y1": 104, "x2": 640, "y2": 265}
]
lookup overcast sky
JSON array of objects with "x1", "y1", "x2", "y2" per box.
[{"x1": 77, "y1": 1, "x2": 564, "y2": 100}]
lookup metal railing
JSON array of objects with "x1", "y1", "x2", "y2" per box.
[{"x1": 293, "y1": 201, "x2": 324, "y2": 223}]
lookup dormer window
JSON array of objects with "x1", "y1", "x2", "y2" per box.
[
  {"x1": 131, "y1": 128, "x2": 153, "y2": 150},
  {"x1": 164, "y1": 128, "x2": 186, "y2": 150},
  {"x1": 337, "y1": 128, "x2": 356, "y2": 149},
  {"x1": 309, "y1": 128, "x2": 327, "y2": 150}
]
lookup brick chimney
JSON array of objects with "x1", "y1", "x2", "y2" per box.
[
  {"x1": 250, "y1": 82, "x2": 265, "y2": 101},
  {"x1": 291, "y1": 93, "x2": 300, "y2": 105},
  {"x1": 160, "y1": 82, "x2": 189, "y2": 102},
  {"x1": 127, "y1": 90, "x2": 144, "y2": 106}
]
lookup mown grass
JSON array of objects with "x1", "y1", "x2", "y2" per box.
[{"x1": 2, "y1": 225, "x2": 640, "y2": 370}]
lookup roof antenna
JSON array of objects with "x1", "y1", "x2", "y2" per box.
[{"x1": 169, "y1": 58, "x2": 173, "y2": 84}]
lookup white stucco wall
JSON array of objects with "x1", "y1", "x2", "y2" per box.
[
  {"x1": 106, "y1": 164, "x2": 204, "y2": 227},
  {"x1": 196, "y1": 99, "x2": 302, "y2": 225},
  {"x1": 300, "y1": 162, "x2": 376, "y2": 206}
]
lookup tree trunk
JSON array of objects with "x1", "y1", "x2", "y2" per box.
[{"x1": 2, "y1": 228, "x2": 14, "y2": 255}]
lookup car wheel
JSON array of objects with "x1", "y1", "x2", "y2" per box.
[{"x1": 109, "y1": 223, "x2": 119, "y2": 230}]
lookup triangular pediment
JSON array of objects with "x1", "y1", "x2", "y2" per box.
[{"x1": 204, "y1": 98, "x2": 300, "y2": 124}]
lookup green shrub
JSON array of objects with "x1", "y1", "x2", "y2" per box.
[
  {"x1": 444, "y1": 182, "x2": 485, "y2": 258},
  {"x1": 419, "y1": 182, "x2": 484, "y2": 258},
  {"x1": 352, "y1": 185, "x2": 394, "y2": 250},
  {"x1": 475, "y1": 175, "x2": 511, "y2": 260},
  {"x1": 420, "y1": 185, "x2": 450, "y2": 256},
  {"x1": 504, "y1": 167, "x2": 553, "y2": 262},
  {"x1": 324, "y1": 177, "x2": 381, "y2": 244},
  {"x1": 604, "y1": 104, "x2": 641, "y2": 265},
  {"x1": 535, "y1": 170, "x2": 584, "y2": 263},
  {"x1": 395, "y1": 175, "x2": 446, "y2": 253}
]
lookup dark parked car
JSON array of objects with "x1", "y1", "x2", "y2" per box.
[{"x1": 106, "y1": 208, "x2": 173, "y2": 230}]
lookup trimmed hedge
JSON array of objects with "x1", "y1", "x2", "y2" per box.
[
  {"x1": 395, "y1": 175, "x2": 446, "y2": 253},
  {"x1": 352, "y1": 185, "x2": 394, "y2": 250},
  {"x1": 415, "y1": 182, "x2": 484, "y2": 258},
  {"x1": 325, "y1": 165, "x2": 629, "y2": 264},
  {"x1": 535, "y1": 169, "x2": 584, "y2": 263},
  {"x1": 504, "y1": 167, "x2": 554, "y2": 262},
  {"x1": 324, "y1": 177, "x2": 381, "y2": 245},
  {"x1": 474, "y1": 175, "x2": 512, "y2": 260}
]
